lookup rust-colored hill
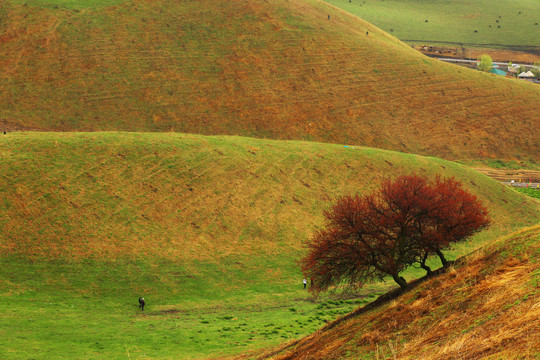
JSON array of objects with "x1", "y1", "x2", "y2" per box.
[
  {"x1": 1, "y1": 0, "x2": 539, "y2": 162},
  {"x1": 251, "y1": 226, "x2": 540, "y2": 360}
]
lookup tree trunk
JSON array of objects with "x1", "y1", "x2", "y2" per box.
[
  {"x1": 435, "y1": 249, "x2": 448, "y2": 267},
  {"x1": 392, "y1": 274, "x2": 408, "y2": 290},
  {"x1": 420, "y1": 263, "x2": 432, "y2": 275},
  {"x1": 420, "y1": 252, "x2": 432, "y2": 275}
]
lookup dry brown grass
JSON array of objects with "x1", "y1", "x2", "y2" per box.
[{"x1": 256, "y1": 226, "x2": 540, "y2": 360}]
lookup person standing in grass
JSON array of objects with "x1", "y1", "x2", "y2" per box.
[
  {"x1": 303, "y1": 278, "x2": 307, "y2": 289},
  {"x1": 139, "y1": 297, "x2": 145, "y2": 311}
]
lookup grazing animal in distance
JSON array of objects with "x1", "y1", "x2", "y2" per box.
[{"x1": 139, "y1": 297, "x2": 145, "y2": 311}]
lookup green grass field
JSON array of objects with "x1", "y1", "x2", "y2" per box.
[
  {"x1": 0, "y1": 132, "x2": 538, "y2": 359},
  {"x1": 513, "y1": 187, "x2": 540, "y2": 199},
  {"x1": 1, "y1": 256, "x2": 379, "y2": 359},
  {"x1": 326, "y1": 0, "x2": 540, "y2": 49}
]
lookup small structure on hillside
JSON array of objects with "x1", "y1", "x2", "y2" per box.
[{"x1": 518, "y1": 71, "x2": 535, "y2": 79}]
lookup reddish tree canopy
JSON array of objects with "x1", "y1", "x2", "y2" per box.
[{"x1": 302, "y1": 174, "x2": 490, "y2": 292}]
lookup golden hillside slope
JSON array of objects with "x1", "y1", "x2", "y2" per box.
[{"x1": 0, "y1": 0, "x2": 538, "y2": 162}]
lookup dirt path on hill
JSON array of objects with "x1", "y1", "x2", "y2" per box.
[
  {"x1": 414, "y1": 45, "x2": 540, "y2": 64},
  {"x1": 0, "y1": 121, "x2": 40, "y2": 132},
  {"x1": 474, "y1": 168, "x2": 540, "y2": 183}
]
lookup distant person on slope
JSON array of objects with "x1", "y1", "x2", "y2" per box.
[
  {"x1": 139, "y1": 297, "x2": 146, "y2": 311},
  {"x1": 303, "y1": 278, "x2": 307, "y2": 289}
]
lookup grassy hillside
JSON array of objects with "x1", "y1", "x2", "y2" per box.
[
  {"x1": 256, "y1": 225, "x2": 540, "y2": 360},
  {"x1": 326, "y1": 0, "x2": 540, "y2": 50},
  {"x1": 0, "y1": 132, "x2": 538, "y2": 359},
  {"x1": 0, "y1": 0, "x2": 539, "y2": 162}
]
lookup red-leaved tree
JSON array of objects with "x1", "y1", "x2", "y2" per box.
[
  {"x1": 417, "y1": 176, "x2": 491, "y2": 270},
  {"x1": 302, "y1": 174, "x2": 490, "y2": 292}
]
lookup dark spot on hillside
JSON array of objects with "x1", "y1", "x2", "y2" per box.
[
  {"x1": 144, "y1": 183, "x2": 157, "y2": 192},
  {"x1": 187, "y1": 187, "x2": 193, "y2": 191},
  {"x1": 344, "y1": 163, "x2": 351, "y2": 168},
  {"x1": 191, "y1": 222, "x2": 200, "y2": 229},
  {"x1": 249, "y1": 150, "x2": 256, "y2": 155},
  {"x1": 313, "y1": 168, "x2": 322, "y2": 175},
  {"x1": 214, "y1": 149, "x2": 224, "y2": 155},
  {"x1": 301, "y1": 180, "x2": 311, "y2": 188},
  {"x1": 425, "y1": 20, "x2": 428, "y2": 23},
  {"x1": 292, "y1": 196, "x2": 303, "y2": 204},
  {"x1": 470, "y1": 181, "x2": 477, "y2": 186},
  {"x1": 385, "y1": 160, "x2": 393, "y2": 167}
]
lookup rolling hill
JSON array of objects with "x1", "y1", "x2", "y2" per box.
[
  {"x1": 253, "y1": 225, "x2": 540, "y2": 360},
  {"x1": 1, "y1": 132, "x2": 538, "y2": 263},
  {"x1": 0, "y1": 0, "x2": 539, "y2": 162},
  {"x1": 0, "y1": 132, "x2": 538, "y2": 358}
]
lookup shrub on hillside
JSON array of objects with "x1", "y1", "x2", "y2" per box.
[
  {"x1": 302, "y1": 175, "x2": 490, "y2": 292},
  {"x1": 477, "y1": 54, "x2": 493, "y2": 72}
]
